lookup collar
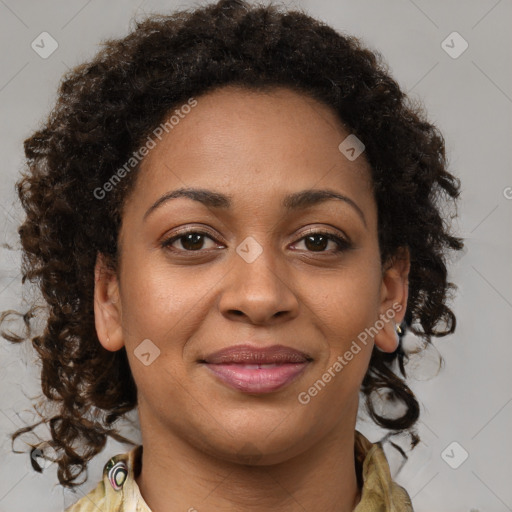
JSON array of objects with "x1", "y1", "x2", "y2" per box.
[
  {"x1": 353, "y1": 431, "x2": 414, "y2": 511},
  {"x1": 70, "y1": 431, "x2": 413, "y2": 511}
]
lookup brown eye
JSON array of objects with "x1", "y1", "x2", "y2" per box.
[
  {"x1": 304, "y1": 234, "x2": 330, "y2": 252},
  {"x1": 161, "y1": 231, "x2": 219, "y2": 252},
  {"x1": 293, "y1": 232, "x2": 351, "y2": 254}
]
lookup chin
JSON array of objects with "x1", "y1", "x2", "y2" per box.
[{"x1": 196, "y1": 415, "x2": 316, "y2": 466}]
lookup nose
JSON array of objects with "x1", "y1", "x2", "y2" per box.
[{"x1": 218, "y1": 243, "x2": 299, "y2": 325}]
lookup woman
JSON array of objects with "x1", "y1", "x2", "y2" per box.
[{"x1": 1, "y1": 0, "x2": 464, "y2": 510}]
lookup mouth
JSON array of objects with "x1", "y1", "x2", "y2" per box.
[{"x1": 199, "y1": 344, "x2": 313, "y2": 394}]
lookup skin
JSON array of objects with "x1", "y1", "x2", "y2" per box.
[{"x1": 94, "y1": 85, "x2": 410, "y2": 512}]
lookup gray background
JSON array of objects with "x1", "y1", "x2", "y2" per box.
[{"x1": 1, "y1": 0, "x2": 511, "y2": 511}]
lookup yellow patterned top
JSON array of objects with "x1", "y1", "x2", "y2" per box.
[{"x1": 65, "y1": 431, "x2": 414, "y2": 511}]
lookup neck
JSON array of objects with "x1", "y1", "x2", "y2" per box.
[{"x1": 135, "y1": 410, "x2": 362, "y2": 512}]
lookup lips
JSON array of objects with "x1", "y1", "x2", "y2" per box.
[{"x1": 200, "y1": 344, "x2": 312, "y2": 394}]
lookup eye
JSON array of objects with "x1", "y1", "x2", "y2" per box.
[
  {"x1": 291, "y1": 231, "x2": 351, "y2": 254},
  {"x1": 161, "y1": 230, "x2": 221, "y2": 252}
]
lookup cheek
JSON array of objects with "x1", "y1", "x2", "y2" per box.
[
  {"x1": 301, "y1": 289, "x2": 376, "y2": 422},
  {"x1": 117, "y1": 258, "x2": 222, "y2": 395},
  {"x1": 117, "y1": 261, "x2": 208, "y2": 411},
  {"x1": 119, "y1": 256, "x2": 203, "y2": 340},
  {"x1": 309, "y1": 257, "x2": 381, "y2": 381},
  {"x1": 317, "y1": 260, "x2": 382, "y2": 333}
]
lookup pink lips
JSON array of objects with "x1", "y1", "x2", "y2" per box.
[{"x1": 201, "y1": 344, "x2": 312, "y2": 394}]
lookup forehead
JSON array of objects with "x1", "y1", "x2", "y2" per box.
[{"x1": 130, "y1": 85, "x2": 375, "y2": 217}]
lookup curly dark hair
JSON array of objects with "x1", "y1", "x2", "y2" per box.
[{"x1": 1, "y1": 0, "x2": 464, "y2": 489}]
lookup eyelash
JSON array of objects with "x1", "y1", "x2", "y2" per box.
[{"x1": 160, "y1": 228, "x2": 351, "y2": 255}]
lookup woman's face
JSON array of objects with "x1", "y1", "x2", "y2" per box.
[{"x1": 95, "y1": 85, "x2": 408, "y2": 463}]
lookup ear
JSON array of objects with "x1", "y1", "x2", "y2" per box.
[
  {"x1": 374, "y1": 246, "x2": 410, "y2": 353},
  {"x1": 94, "y1": 252, "x2": 124, "y2": 352}
]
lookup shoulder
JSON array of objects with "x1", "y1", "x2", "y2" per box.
[
  {"x1": 64, "y1": 480, "x2": 107, "y2": 512},
  {"x1": 65, "y1": 446, "x2": 144, "y2": 512},
  {"x1": 353, "y1": 431, "x2": 414, "y2": 511}
]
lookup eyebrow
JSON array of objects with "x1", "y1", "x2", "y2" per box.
[{"x1": 143, "y1": 187, "x2": 367, "y2": 227}]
